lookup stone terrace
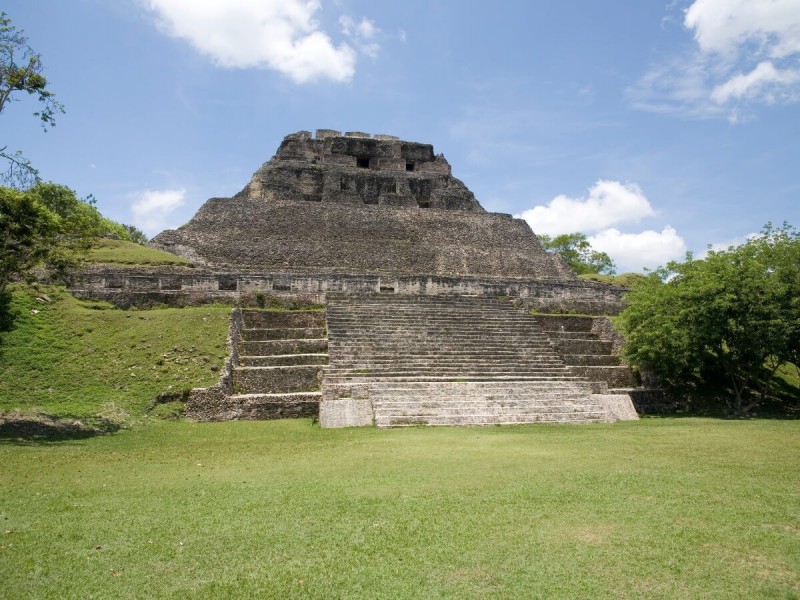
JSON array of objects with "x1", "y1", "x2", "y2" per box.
[
  {"x1": 186, "y1": 309, "x2": 327, "y2": 420},
  {"x1": 320, "y1": 295, "x2": 625, "y2": 427}
]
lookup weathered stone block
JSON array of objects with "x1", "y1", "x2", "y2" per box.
[{"x1": 319, "y1": 397, "x2": 374, "y2": 428}]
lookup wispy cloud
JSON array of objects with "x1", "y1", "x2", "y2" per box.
[
  {"x1": 130, "y1": 188, "x2": 186, "y2": 236},
  {"x1": 629, "y1": 0, "x2": 800, "y2": 121},
  {"x1": 142, "y1": 0, "x2": 379, "y2": 84},
  {"x1": 339, "y1": 15, "x2": 380, "y2": 59}
]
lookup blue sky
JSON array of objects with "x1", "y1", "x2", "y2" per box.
[{"x1": 4, "y1": 0, "x2": 800, "y2": 272}]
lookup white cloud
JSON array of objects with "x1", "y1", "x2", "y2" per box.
[
  {"x1": 339, "y1": 15, "x2": 380, "y2": 59},
  {"x1": 515, "y1": 180, "x2": 655, "y2": 236},
  {"x1": 630, "y1": 0, "x2": 800, "y2": 119},
  {"x1": 131, "y1": 188, "x2": 186, "y2": 236},
  {"x1": 143, "y1": 0, "x2": 372, "y2": 84},
  {"x1": 685, "y1": 0, "x2": 800, "y2": 58},
  {"x1": 711, "y1": 61, "x2": 800, "y2": 104},
  {"x1": 516, "y1": 181, "x2": 686, "y2": 272},
  {"x1": 589, "y1": 226, "x2": 688, "y2": 273}
]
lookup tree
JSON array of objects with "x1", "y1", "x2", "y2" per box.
[
  {"x1": 538, "y1": 232, "x2": 616, "y2": 275},
  {"x1": 122, "y1": 224, "x2": 149, "y2": 245},
  {"x1": 0, "y1": 183, "x2": 128, "y2": 293},
  {"x1": 0, "y1": 12, "x2": 64, "y2": 189},
  {"x1": 616, "y1": 223, "x2": 800, "y2": 415},
  {"x1": 0, "y1": 186, "x2": 58, "y2": 294}
]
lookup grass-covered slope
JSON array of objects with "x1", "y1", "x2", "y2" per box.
[
  {"x1": 84, "y1": 238, "x2": 189, "y2": 266},
  {"x1": 1, "y1": 418, "x2": 798, "y2": 598},
  {"x1": 0, "y1": 285, "x2": 229, "y2": 420}
]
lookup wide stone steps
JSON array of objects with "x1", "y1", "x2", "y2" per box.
[
  {"x1": 552, "y1": 339, "x2": 614, "y2": 354},
  {"x1": 336, "y1": 380, "x2": 592, "y2": 391},
  {"x1": 326, "y1": 365, "x2": 574, "y2": 375},
  {"x1": 530, "y1": 314, "x2": 642, "y2": 398},
  {"x1": 325, "y1": 374, "x2": 581, "y2": 383},
  {"x1": 321, "y1": 294, "x2": 617, "y2": 427},
  {"x1": 241, "y1": 312, "x2": 326, "y2": 328},
  {"x1": 241, "y1": 327, "x2": 326, "y2": 341},
  {"x1": 329, "y1": 360, "x2": 566, "y2": 369},
  {"x1": 230, "y1": 309, "x2": 328, "y2": 414},
  {"x1": 239, "y1": 353, "x2": 329, "y2": 367},
  {"x1": 238, "y1": 339, "x2": 329, "y2": 355},
  {"x1": 563, "y1": 354, "x2": 621, "y2": 366}
]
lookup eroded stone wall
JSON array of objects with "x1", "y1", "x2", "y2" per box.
[
  {"x1": 152, "y1": 198, "x2": 573, "y2": 279},
  {"x1": 69, "y1": 267, "x2": 626, "y2": 314}
]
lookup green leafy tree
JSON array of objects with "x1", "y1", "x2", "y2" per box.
[
  {"x1": 0, "y1": 186, "x2": 58, "y2": 294},
  {"x1": 0, "y1": 183, "x2": 127, "y2": 293},
  {"x1": 617, "y1": 223, "x2": 799, "y2": 415},
  {"x1": 122, "y1": 224, "x2": 149, "y2": 245},
  {"x1": 538, "y1": 232, "x2": 616, "y2": 275},
  {"x1": 0, "y1": 12, "x2": 64, "y2": 189}
]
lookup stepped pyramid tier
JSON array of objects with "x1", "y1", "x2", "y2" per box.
[
  {"x1": 185, "y1": 309, "x2": 328, "y2": 421},
  {"x1": 150, "y1": 130, "x2": 575, "y2": 281},
  {"x1": 319, "y1": 294, "x2": 638, "y2": 427}
]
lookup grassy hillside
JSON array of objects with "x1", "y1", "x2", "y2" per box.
[
  {"x1": 0, "y1": 285, "x2": 230, "y2": 422},
  {"x1": 84, "y1": 238, "x2": 190, "y2": 266},
  {"x1": 1, "y1": 418, "x2": 798, "y2": 598}
]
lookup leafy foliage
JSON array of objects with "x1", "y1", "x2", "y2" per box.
[
  {"x1": 0, "y1": 183, "x2": 131, "y2": 292},
  {"x1": 538, "y1": 232, "x2": 616, "y2": 275},
  {"x1": 0, "y1": 12, "x2": 64, "y2": 188},
  {"x1": 122, "y1": 223, "x2": 148, "y2": 244},
  {"x1": 617, "y1": 223, "x2": 800, "y2": 415}
]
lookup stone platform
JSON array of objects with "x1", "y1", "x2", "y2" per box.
[{"x1": 320, "y1": 294, "x2": 637, "y2": 427}]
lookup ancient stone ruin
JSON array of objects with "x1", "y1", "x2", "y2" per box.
[{"x1": 71, "y1": 129, "x2": 653, "y2": 427}]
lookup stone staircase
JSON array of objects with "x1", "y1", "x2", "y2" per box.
[
  {"x1": 532, "y1": 315, "x2": 639, "y2": 392},
  {"x1": 320, "y1": 294, "x2": 627, "y2": 427},
  {"x1": 186, "y1": 309, "x2": 327, "y2": 420}
]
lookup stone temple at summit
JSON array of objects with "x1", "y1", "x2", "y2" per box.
[
  {"x1": 151, "y1": 129, "x2": 578, "y2": 285},
  {"x1": 72, "y1": 129, "x2": 649, "y2": 427}
]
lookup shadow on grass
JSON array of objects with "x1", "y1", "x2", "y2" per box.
[
  {"x1": 0, "y1": 291, "x2": 14, "y2": 335},
  {"x1": 0, "y1": 415, "x2": 122, "y2": 445},
  {"x1": 640, "y1": 412, "x2": 800, "y2": 420}
]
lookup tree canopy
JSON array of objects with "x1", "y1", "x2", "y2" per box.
[
  {"x1": 538, "y1": 232, "x2": 616, "y2": 275},
  {"x1": 0, "y1": 183, "x2": 130, "y2": 294},
  {"x1": 0, "y1": 12, "x2": 64, "y2": 189},
  {"x1": 616, "y1": 223, "x2": 800, "y2": 415}
]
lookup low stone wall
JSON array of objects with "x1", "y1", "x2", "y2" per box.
[
  {"x1": 184, "y1": 308, "x2": 241, "y2": 419},
  {"x1": 69, "y1": 268, "x2": 626, "y2": 315}
]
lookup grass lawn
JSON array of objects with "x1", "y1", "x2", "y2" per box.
[
  {"x1": 0, "y1": 286, "x2": 230, "y2": 421},
  {"x1": 1, "y1": 418, "x2": 798, "y2": 599},
  {"x1": 83, "y1": 239, "x2": 190, "y2": 266}
]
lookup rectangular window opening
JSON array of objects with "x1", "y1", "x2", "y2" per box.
[
  {"x1": 418, "y1": 200, "x2": 431, "y2": 209},
  {"x1": 357, "y1": 157, "x2": 370, "y2": 169},
  {"x1": 406, "y1": 162, "x2": 415, "y2": 171}
]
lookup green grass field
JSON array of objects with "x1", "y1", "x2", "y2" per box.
[
  {"x1": 1, "y1": 418, "x2": 798, "y2": 599},
  {"x1": 83, "y1": 238, "x2": 190, "y2": 266},
  {"x1": 0, "y1": 286, "x2": 230, "y2": 422}
]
